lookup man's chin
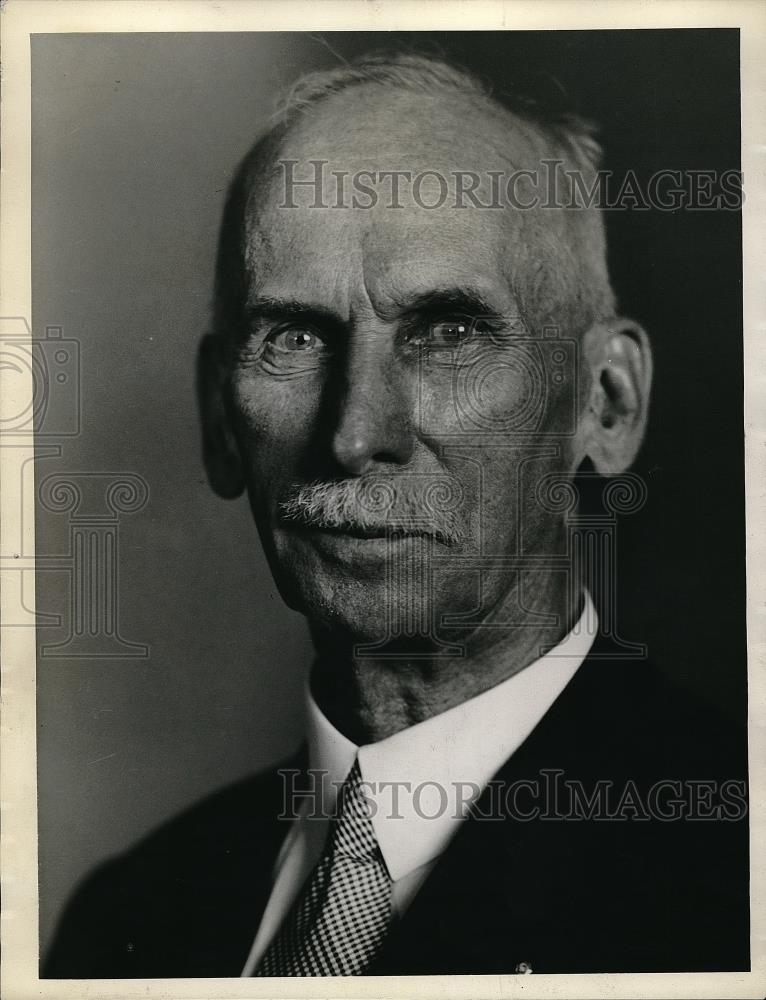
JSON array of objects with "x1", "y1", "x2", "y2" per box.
[
  {"x1": 268, "y1": 528, "x2": 477, "y2": 647},
  {"x1": 294, "y1": 586, "x2": 427, "y2": 647},
  {"x1": 279, "y1": 574, "x2": 451, "y2": 649}
]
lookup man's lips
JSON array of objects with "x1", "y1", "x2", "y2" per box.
[
  {"x1": 282, "y1": 520, "x2": 442, "y2": 542},
  {"x1": 286, "y1": 525, "x2": 445, "y2": 567},
  {"x1": 276, "y1": 511, "x2": 465, "y2": 551}
]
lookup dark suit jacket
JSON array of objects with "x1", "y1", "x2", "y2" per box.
[{"x1": 43, "y1": 636, "x2": 750, "y2": 977}]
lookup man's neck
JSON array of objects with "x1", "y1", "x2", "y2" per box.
[{"x1": 309, "y1": 574, "x2": 580, "y2": 746}]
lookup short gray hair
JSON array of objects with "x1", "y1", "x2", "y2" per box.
[
  {"x1": 274, "y1": 50, "x2": 604, "y2": 174},
  {"x1": 214, "y1": 50, "x2": 616, "y2": 343}
]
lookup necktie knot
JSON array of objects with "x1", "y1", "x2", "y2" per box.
[{"x1": 331, "y1": 760, "x2": 381, "y2": 864}]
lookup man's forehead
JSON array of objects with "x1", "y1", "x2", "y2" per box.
[
  {"x1": 245, "y1": 181, "x2": 524, "y2": 320},
  {"x1": 241, "y1": 86, "x2": 563, "y2": 318},
  {"x1": 274, "y1": 84, "x2": 548, "y2": 171}
]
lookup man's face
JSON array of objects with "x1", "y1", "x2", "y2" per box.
[{"x1": 224, "y1": 88, "x2": 586, "y2": 648}]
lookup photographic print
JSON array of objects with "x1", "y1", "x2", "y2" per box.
[{"x1": 1, "y1": 4, "x2": 764, "y2": 999}]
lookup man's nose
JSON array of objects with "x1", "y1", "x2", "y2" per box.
[{"x1": 331, "y1": 335, "x2": 416, "y2": 476}]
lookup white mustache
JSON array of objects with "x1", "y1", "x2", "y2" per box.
[{"x1": 278, "y1": 477, "x2": 466, "y2": 546}]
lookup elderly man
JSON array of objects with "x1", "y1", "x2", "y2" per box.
[{"x1": 45, "y1": 52, "x2": 748, "y2": 978}]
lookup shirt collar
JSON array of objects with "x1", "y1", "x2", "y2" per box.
[{"x1": 306, "y1": 591, "x2": 598, "y2": 883}]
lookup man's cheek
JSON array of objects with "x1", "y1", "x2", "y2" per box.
[
  {"x1": 417, "y1": 357, "x2": 549, "y2": 437},
  {"x1": 415, "y1": 377, "x2": 463, "y2": 437},
  {"x1": 231, "y1": 381, "x2": 319, "y2": 453},
  {"x1": 466, "y1": 444, "x2": 567, "y2": 549}
]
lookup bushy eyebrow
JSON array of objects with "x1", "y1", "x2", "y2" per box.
[
  {"x1": 246, "y1": 287, "x2": 505, "y2": 328},
  {"x1": 245, "y1": 297, "x2": 340, "y2": 328},
  {"x1": 402, "y1": 287, "x2": 504, "y2": 322}
]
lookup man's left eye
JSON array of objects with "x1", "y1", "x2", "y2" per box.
[
  {"x1": 430, "y1": 318, "x2": 472, "y2": 344},
  {"x1": 412, "y1": 317, "x2": 476, "y2": 350},
  {"x1": 269, "y1": 326, "x2": 323, "y2": 352}
]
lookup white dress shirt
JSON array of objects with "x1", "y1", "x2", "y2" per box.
[{"x1": 241, "y1": 591, "x2": 597, "y2": 975}]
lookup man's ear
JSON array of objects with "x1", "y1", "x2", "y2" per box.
[
  {"x1": 579, "y1": 319, "x2": 653, "y2": 475},
  {"x1": 197, "y1": 334, "x2": 245, "y2": 499}
]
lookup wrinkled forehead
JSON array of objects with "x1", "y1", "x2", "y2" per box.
[{"x1": 242, "y1": 87, "x2": 570, "y2": 319}]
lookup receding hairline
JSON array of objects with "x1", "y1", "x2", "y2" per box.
[
  {"x1": 240, "y1": 52, "x2": 604, "y2": 200},
  {"x1": 271, "y1": 51, "x2": 603, "y2": 170}
]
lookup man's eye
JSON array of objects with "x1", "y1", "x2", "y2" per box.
[
  {"x1": 425, "y1": 317, "x2": 474, "y2": 347},
  {"x1": 269, "y1": 326, "x2": 324, "y2": 352}
]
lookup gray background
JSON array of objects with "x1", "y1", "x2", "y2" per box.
[
  {"x1": 34, "y1": 33, "x2": 318, "y2": 955},
  {"x1": 34, "y1": 31, "x2": 745, "y2": 958}
]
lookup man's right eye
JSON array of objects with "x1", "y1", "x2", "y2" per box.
[{"x1": 268, "y1": 325, "x2": 325, "y2": 352}]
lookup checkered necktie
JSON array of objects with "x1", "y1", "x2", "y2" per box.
[{"x1": 254, "y1": 759, "x2": 393, "y2": 976}]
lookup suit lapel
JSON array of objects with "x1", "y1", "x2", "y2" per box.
[{"x1": 370, "y1": 642, "x2": 654, "y2": 974}]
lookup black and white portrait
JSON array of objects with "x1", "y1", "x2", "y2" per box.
[{"x1": 2, "y1": 12, "x2": 759, "y2": 993}]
